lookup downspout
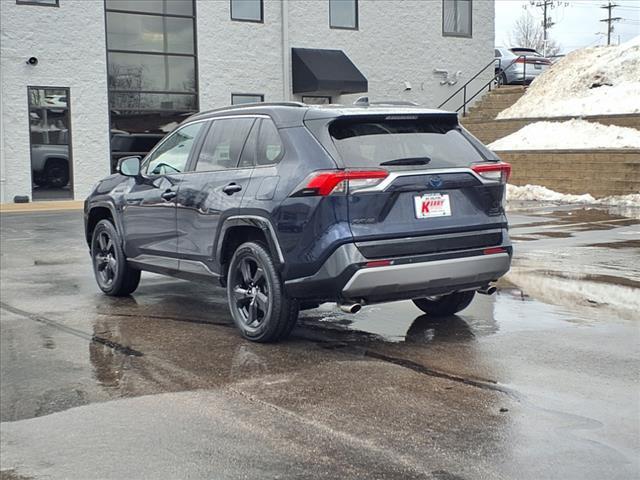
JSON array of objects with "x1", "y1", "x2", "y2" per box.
[{"x1": 281, "y1": 0, "x2": 290, "y2": 101}]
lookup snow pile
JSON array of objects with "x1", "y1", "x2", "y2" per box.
[
  {"x1": 488, "y1": 119, "x2": 640, "y2": 150},
  {"x1": 507, "y1": 184, "x2": 640, "y2": 207},
  {"x1": 497, "y1": 36, "x2": 640, "y2": 119}
]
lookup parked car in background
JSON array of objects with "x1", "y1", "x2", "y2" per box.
[
  {"x1": 494, "y1": 47, "x2": 551, "y2": 85},
  {"x1": 31, "y1": 129, "x2": 70, "y2": 188},
  {"x1": 110, "y1": 132, "x2": 164, "y2": 173},
  {"x1": 85, "y1": 102, "x2": 512, "y2": 343}
]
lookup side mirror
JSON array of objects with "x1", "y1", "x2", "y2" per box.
[{"x1": 117, "y1": 156, "x2": 141, "y2": 177}]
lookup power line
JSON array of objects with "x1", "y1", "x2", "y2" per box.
[{"x1": 600, "y1": 2, "x2": 623, "y2": 46}]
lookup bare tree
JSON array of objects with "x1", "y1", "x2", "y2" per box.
[{"x1": 508, "y1": 11, "x2": 561, "y2": 57}]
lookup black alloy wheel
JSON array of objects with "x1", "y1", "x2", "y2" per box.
[
  {"x1": 227, "y1": 242, "x2": 299, "y2": 342},
  {"x1": 94, "y1": 229, "x2": 118, "y2": 289},
  {"x1": 90, "y1": 219, "x2": 140, "y2": 296},
  {"x1": 231, "y1": 256, "x2": 271, "y2": 333}
]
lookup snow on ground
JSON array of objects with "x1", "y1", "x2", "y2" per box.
[
  {"x1": 507, "y1": 184, "x2": 640, "y2": 207},
  {"x1": 497, "y1": 36, "x2": 640, "y2": 119},
  {"x1": 488, "y1": 119, "x2": 640, "y2": 150}
]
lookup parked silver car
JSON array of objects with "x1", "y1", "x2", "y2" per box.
[{"x1": 494, "y1": 47, "x2": 551, "y2": 85}]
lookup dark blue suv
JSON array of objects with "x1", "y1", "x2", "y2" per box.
[{"x1": 85, "y1": 102, "x2": 512, "y2": 342}]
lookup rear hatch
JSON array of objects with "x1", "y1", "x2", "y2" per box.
[{"x1": 304, "y1": 112, "x2": 509, "y2": 259}]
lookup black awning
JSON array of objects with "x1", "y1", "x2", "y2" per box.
[{"x1": 291, "y1": 48, "x2": 368, "y2": 95}]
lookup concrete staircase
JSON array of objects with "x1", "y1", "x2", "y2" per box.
[{"x1": 463, "y1": 86, "x2": 526, "y2": 122}]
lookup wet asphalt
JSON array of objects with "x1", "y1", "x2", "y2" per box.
[{"x1": 0, "y1": 203, "x2": 639, "y2": 480}]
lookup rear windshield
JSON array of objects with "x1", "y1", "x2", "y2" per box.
[{"x1": 328, "y1": 116, "x2": 487, "y2": 169}]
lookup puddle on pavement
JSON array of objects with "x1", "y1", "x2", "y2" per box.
[
  {"x1": 510, "y1": 207, "x2": 640, "y2": 231},
  {"x1": 529, "y1": 231, "x2": 573, "y2": 238},
  {"x1": 584, "y1": 239, "x2": 640, "y2": 250}
]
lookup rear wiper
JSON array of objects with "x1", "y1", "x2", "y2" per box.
[{"x1": 380, "y1": 157, "x2": 431, "y2": 166}]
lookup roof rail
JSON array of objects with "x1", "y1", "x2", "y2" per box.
[
  {"x1": 353, "y1": 96, "x2": 420, "y2": 107},
  {"x1": 192, "y1": 101, "x2": 306, "y2": 118}
]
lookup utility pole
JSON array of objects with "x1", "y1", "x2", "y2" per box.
[
  {"x1": 600, "y1": 2, "x2": 622, "y2": 46},
  {"x1": 530, "y1": 0, "x2": 556, "y2": 56}
]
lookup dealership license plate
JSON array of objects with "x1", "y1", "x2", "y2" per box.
[
  {"x1": 414, "y1": 193, "x2": 451, "y2": 219},
  {"x1": 534, "y1": 64, "x2": 542, "y2": 69}
]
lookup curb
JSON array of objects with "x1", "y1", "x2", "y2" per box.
[{"x1": 0, "y1": 200, "x2": 84, "y2": 213}]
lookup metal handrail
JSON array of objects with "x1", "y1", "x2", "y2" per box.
[{"x1": 438, "y1": 55, "x2": 527, "y2": 116}]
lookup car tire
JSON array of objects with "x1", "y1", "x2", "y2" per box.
[
  {"x1": 45, "y1": 159, "x2": 69, "y2": 189},
  {"x1": 412, "y1": 291, "x2": 476, "y2": 317},
  {"x1": 498, "y1": 72, "x2": 508, "y2": 86},
  {"x1": 91, "y1": 219, "x2": 141, "y2": 296},
  {"x1": 227, "y1": 241, "x2": 299, "y2": 343}
]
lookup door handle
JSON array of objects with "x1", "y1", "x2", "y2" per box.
[
  {"x1": 161, "y1": 189, "x2": 177, "y2": 201},
  {"x1": 223, "y1": 183, "x2": 243, "y2": 195}
]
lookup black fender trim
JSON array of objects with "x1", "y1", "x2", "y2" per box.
[
  {"x1": 85, "y1": 201, "x2": 124, "y2": 247},
  {"x1": 215, "y1": 215, "x2": 285, "y2": 272}
]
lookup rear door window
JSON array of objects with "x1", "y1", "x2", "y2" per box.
[
  {"x1": 328, "y1": 116, "x2": 486, "y2": 169},
  {"x1": 195, "y1": 117, "x2": 255, "y2": 171}
]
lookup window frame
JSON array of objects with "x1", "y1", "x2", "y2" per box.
[
  {"x1": 442, "y1": 0, "x2": 472, "y2": 39},
  {"x1": 16, "y1": 0, "x2": 59, "y2": 6},
  {"x1": 230, "y1": 0, "x2": 264, "y2": 23},
  {"x1": 329, "y1": 0, "x2": 358, "y2": 31},
  {"x1": 231, "y1": 93, "x2": 265, "y2": 105}
]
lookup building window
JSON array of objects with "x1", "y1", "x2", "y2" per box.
[
  {"x1": 443, "y1": 0, "x2": 472, "y2": 37},
  {"x1": 28, "y1": 86, "x2": 73, "y2": 201},
  {"x1": 105, "y1": 0, "x2": 198, "y2": 173},
  {"x1": 16, "y1": 0, "x2": 58, "y2": 6},
  {"x1": 329, "y1": 0, "x2": 358, "y2": 30},
  {"x1": 302, "y1": 96, "x2": 332, "y2": 105},
  {"x1": 231, "y1": 94, "x2": 264, "y2": 105},
  {"x1": 231, "y1": 0, "x2": 263, "y2": 23}
]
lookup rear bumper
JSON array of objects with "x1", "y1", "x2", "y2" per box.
[
  {"x1": 343, "y1": 253, "x2": 510, "y2": 299},
  {"x1": 284, "y1": 240, "x2": 512, "y2": 304}
]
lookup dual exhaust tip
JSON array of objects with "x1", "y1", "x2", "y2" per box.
[{"x1": 337, "y1": 285, "x2": 497, "y2": 314}]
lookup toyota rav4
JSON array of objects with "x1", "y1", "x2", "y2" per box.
[{"x1": 84, "y1": 102, "x2": 512, "y2": 342}]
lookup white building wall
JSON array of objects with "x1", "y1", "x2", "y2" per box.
[
  {"x1": 196, "y1": 0, "x2": 285, "y2": 110},
  {"x1": 0, "y1": 0, "x2": 110, "y2": 203},
  {"x1": 286, "y1": 0, "x2": 495, "y2": 107}
]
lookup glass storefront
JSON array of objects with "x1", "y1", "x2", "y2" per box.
[
  {"x1": 28, "y1": 87, "x2": 73, "y2": 201},
  {"x1": 105, "y1": 0, "x2": 198, "y2": 172}
]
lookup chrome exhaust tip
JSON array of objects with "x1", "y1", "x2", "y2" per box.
[
  {"x1": 477, "y1": 285, "x2": 497, "y2": 295},
  {"x1": 338, "y1": 302, "x2": 362, "y2": 314}
]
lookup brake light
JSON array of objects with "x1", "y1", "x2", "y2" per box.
[
  {"x1": 292, "y1": 169, "x2": 389, "y2": 196},
  {"x1": 483, "y1": 247, "x2": 507, "y2": 255},
  {"x1": 514, "y1": 57, "x2": 526, "y2": 64},
  {"x1": 471, "y1": 162, "x2": 511, "y2": 183}
]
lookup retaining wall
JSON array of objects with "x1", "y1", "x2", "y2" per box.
[{"x1": 497, "y1": 149, "x2": 640, "y2": 198}]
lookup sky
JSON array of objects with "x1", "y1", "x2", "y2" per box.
[{"x1": 495, "y1": 0, "x2": 640, "y2": 54}]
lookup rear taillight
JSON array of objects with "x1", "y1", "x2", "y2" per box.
[
  {"x1": 514, "y1": 57, "x2": 526, "y2": 64},
  {"x1": 471, "y1": 162, "x2": 511, "y2": 183},
  {"x1": 291, "y1": 169, "x2": 389, "y2": 196}
]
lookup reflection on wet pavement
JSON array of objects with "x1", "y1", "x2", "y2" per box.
[{"x1": 1, "y1": 205, "x2": 639, "y2": 479}]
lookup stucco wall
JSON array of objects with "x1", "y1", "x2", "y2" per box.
[
  {"x1": 0, "y1": 0, "x2": 111, "y2": 203},
  {"x1": 287, "y1": 0, "x2": 495, "y2": 107},
  {"x1": 196, "y1": 0, "x2": 495, "y2": 109}
]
